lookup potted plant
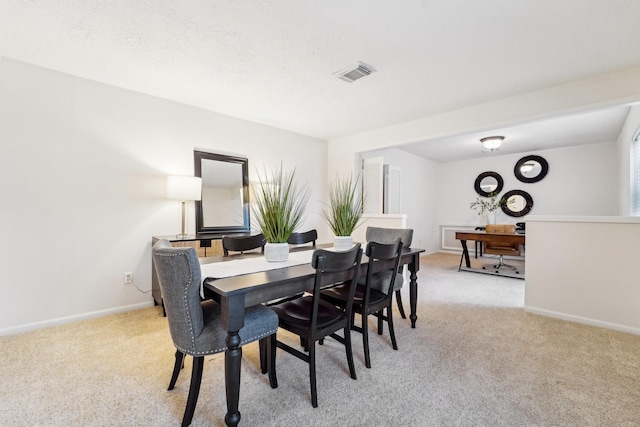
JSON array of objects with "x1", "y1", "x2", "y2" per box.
[
  {"x1": 470, "y1": 191, "x2": 505, "y2": 224},
  {"x1": 251, "y1": 165, "x2": 310, "y2": 262},
  {"x1": 322, "y1": 174, "x2": 366, "y2": 250}
]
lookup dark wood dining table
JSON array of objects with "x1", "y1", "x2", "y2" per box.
[{"x1": 201, "y1": 245, "x2": 425, "y2": 426}]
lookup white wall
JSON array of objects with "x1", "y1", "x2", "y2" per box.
[
  {"x1": 437, "y1": 142, "x2": 618, "y2": 228},
  {"x1": 0, "y1": 58, "x2": 327, "y2": 333},
  {"x1": 359, "y1": 148, "x2": 439, "y2": 252},
  {"x1": 617, "y1": 104, "x2": 640, "y2": 215},
  {"x1": 525, "y1": 216, "x2": 640, "y2": 334}
]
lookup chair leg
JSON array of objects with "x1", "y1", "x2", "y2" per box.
[
  {"x1": 387, "y1": 304, "x2": 398, "y2": 351},
  {"x1": 395, "y1": 290, "x2": 406, "y2": 319},
  {"x1": 268, "y1": 334, "x2": 278, "y2": 389},
  {"x1": 309, "y1": 342, "x2": 318, "y2": 408},
  {"x1": 343, "y1": 326, "x2": 357, "y2": 380},
  {"x1": 362, "y1": 313, "x2": 371, "y2": 369},
  {"x1": 377, "y1": 310, "x2": 384, "y2": 335},
  {"x1": 168, "y1": 350, "x2": 185, "y2": 390},
  {"x1": 259, "y1": 338, "x2": 267, "y2": 374},
  {"x1": 182, "y1": 356, "x2": 204, "y2": 427}
]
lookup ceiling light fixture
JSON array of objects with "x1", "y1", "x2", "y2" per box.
[
  {"x1": 480, "y1": 136, "x2": 504, "y2": 152},
  {"x1": 334, "y1": 62, "x2": 375, "y2": 83}
]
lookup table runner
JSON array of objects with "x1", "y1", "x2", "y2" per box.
[{"x1": 200, "y1": 250, "x2": 314, "y2": 281}]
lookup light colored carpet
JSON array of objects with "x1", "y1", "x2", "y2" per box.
[{"x1": 1, "y1": 253, "x2": 639, "y2": 427}]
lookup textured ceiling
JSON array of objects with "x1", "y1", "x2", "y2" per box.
[{"x1": 2, "y1": 0, "x2": 640, "y2": 159}]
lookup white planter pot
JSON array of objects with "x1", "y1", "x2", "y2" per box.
[
  {"x1": 487, "y1": 211, "x2": 496, "y2": 225},
  {"x1": 334, "y1": 235, "x2": 354, "y2": 251},
  {"x1": 264, "y1": 242, "x2": 289, "y2": 262}
]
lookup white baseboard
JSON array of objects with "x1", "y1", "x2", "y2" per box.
[
  {"x1": 0, "y1": 301, "x2": 156, "y2": 336},
  {"x1": 524, "y1": 306, "x2": 640, "y2": 336}
]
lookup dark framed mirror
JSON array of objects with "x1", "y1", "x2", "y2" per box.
[
  {"x1": 514, "y1": 155, "x2": 549, "y2": 183},
  {"x1": 501, "y1": 189, "x2": 534, "y2": 217},
  {"x1": 194, "y1": 151, "x2": 250, "y2": 234},
  {"x1": 474, "y1": 171, "x2": 504, "y2": 197}
]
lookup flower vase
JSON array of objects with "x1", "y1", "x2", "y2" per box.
[
  {"x1": 487, "y1": 211, "x2": 496, "y2": 225},
  {"x1": 334, "y1": 236, "x2": 354, "y2": 251},
  {"x1": 264, "y1": 242, "x2": 289, "y2": 262}
]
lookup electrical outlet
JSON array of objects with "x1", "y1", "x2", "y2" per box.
[{"x1": 124, "y1": 272, "x2": 134, "y2": 284}]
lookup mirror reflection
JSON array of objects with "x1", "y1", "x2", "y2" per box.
[
  {"x1": 501, "y1": 189, "x2": 533, "y2": 217},
  {"x1": 194, "y1": 151, "x2": 250, "y2": 234},
  {"x1": 514, "y1": 155, "x2": 548, "y2": 183},
  {"x1": 474, "y1": 171, "x2": 504, "y2": 197}
]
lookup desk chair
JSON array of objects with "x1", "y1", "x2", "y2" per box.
[
  {"x1": 152, "y1": 240, "x2": 278, "y2": 427},
  {"x1": 270, "y1": 244, "x2": 362, "y2": 408},
  {"x1": 222, "y1": 233, "x2": 266, "y2": 256},
  {"x1": 320, "y1": 239, "x2": 403, "y2": 368},
  {"x1": 287, "y1": 229, "x2": 317, "y2": 247},
  {"x1": 365, "y1": 226, "x2": 413, "y2": 320},
  {"x1": 482, "y1": 224, "x2": 521, "y2": 274}
]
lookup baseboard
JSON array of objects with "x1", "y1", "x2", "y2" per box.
[
  {"x1": 0, "y1": 301, "x2": 155, "y2": 336},
  {"x1": 524, "y1": 306, "x2": 640, "y2": 336}
]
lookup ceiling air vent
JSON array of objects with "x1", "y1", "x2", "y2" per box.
[{"x1": 334, "y1": 62, "x2": 375, "y2": 83}]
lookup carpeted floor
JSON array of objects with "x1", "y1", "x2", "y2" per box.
[{"x1": 1, "y1": 252, "x2": 638, "y2": 426}]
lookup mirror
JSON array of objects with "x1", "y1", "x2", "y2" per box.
[
  {"x1": 501, "y1": 189, "x2": 534, "y2": 217},
  {"x1": 194, "y1": 151, "x2": 250, "y2": 234},
  {"x1": 514, "y1": 155, "x2": 549, "y2": 183},
  {"x1": 474, "y1": 171, "x2": 504, "y2": 197}
]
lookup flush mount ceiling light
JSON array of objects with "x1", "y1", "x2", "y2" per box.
[
  {"x1": 480, "y1": 136, "x2": 504, "y2": 152},
  {"x1": 334, "y1": 62, "x2": 375, "y2": 83}
]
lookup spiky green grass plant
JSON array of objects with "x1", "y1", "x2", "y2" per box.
[
  {"x1": 251, "y1": 165, "x2": 310, "y2": 243},
  {"x1": 322, "y1": 174, "x2": 365, "y2": 236}
]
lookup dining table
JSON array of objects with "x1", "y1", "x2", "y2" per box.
[{"x1": 201, "y1": 244, "x2": 425, "y2": 426}]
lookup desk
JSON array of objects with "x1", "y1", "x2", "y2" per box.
[
  {"x1": 202, "y1": 246, "x2": 424, "y2": 426},
  {"x1": 455, "y1": 231, "x2": 525, "y2": 276}
]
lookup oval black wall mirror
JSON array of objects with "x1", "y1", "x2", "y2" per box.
[
  {"x1": 501, "y1": 189, "x2": 534, "y2": 217},
  {"x1": 514, "y1": 155, "x2": 548, "y2": 183},
  {"x1": 474, "y1": 171, "x2": 504, "y2": 197}
]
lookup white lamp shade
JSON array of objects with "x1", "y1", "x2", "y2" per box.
[{"x1": 167, "y1": 176, "x2": 202, "y2": 201}]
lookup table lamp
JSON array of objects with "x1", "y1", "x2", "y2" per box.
[{"x1": 167, "y1": 175, "x2": 202, "y2": 238}]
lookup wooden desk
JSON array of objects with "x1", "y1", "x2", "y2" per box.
[
  {"x1": 455, "y1": 230, "x2": 525, "y2": 273},
  {"x1": 202, "y1": 246, "x2": 424, "y2": 427}
]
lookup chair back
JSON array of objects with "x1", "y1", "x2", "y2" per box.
[
  {"x1": 484, "y1": 224, "x2": 520, "y2": 256},
  {"x1": 366, "y1": 226, "x2": 413, "y2": 247},
  {"x1": 152, "y1": 239, "x2": 205, "y2": 353},
  {"x1": 310, "y1": 244, "x2": 362, "y2": 332},
  {"x1": 287, "y1": 229, "x2": 317, "y2": 247},
  {"x1": 364, "y1": 239, "x2": 404, "y2": 300},
  {"x1": 222, "y1": 234, "x2": 266, "y2": 256},
  {"x1": 485, "y1": 224, "x2": 515, "y2": 234}
]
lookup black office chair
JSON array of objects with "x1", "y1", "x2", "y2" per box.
[
  {"x1": 287, "y1": 229, "x2": 317, "y2": 247},
  {"x1": 320, "y1": 239, "x2": 403, "y2": 368},
  {"x1": 269, "y1": 244, "x2": 363, "y2": 408},
  {"x1": 222, "y1": 234, "x2": 266, "y2": 256}
]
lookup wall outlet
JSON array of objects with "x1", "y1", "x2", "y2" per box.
[{"x1": 124, "y1": 272, "x2": 134, "y2": 285}]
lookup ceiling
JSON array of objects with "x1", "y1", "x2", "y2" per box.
[{"x1": 2, "y1": 1, "x2": 640, "y2": 161}]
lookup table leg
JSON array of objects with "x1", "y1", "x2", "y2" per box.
[
  {"x1": 459, "y1": 239, "x2": 471, "y2": 270},
  {"x1": 221, "y1": 295, "x2": 245, "y2": 427},
  {"x1": 224, "y1": 331, "x2": 242, "y2": 427},
  {"x1": 408, "y1": 254, "x2": 419, "y2": 328}
]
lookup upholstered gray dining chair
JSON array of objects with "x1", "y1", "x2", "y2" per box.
[
  {"x1": 364, "y1": 227, "x2": 413, "y2": 320},
  {"x1": 152, "y1": 239, "x2": 278, "y2": 427}
]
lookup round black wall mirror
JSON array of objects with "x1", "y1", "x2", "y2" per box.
[
  {"x1": 474, "y1": 171, "x2": 504, "y2": 197},
  {"x1": 501, "y1": 189, "x2": 534, "y2": 217},
  {"x1": 514, "y1": 155, "x2": 548, "y2": 183}
]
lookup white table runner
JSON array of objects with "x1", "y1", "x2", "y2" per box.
[{"x1": 200, "y1": 250, "x2": 314, "y2": 280}]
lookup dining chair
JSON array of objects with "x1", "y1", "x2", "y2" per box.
[
  {"x1": 364, "y1": 226, "x2": 413, "y2": 320},
  {"x1": 320, "y1": 239, "x2": 403, "y2": 368},
  {"x1": 269, "y1": 244, "x2": 363, "y2": 408},
  {"x1": 152, "y1": 239, "x2": 278, "y2": 427},
  {"x1": 482, "y1": 224, "x2": 521, "y2": 273},
  {"x1": 287, "y1": 229, "x2": 317, "y2": 247},
  {"x1": 222, "y1": 233, "x2": 266, "y2": 256}
]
